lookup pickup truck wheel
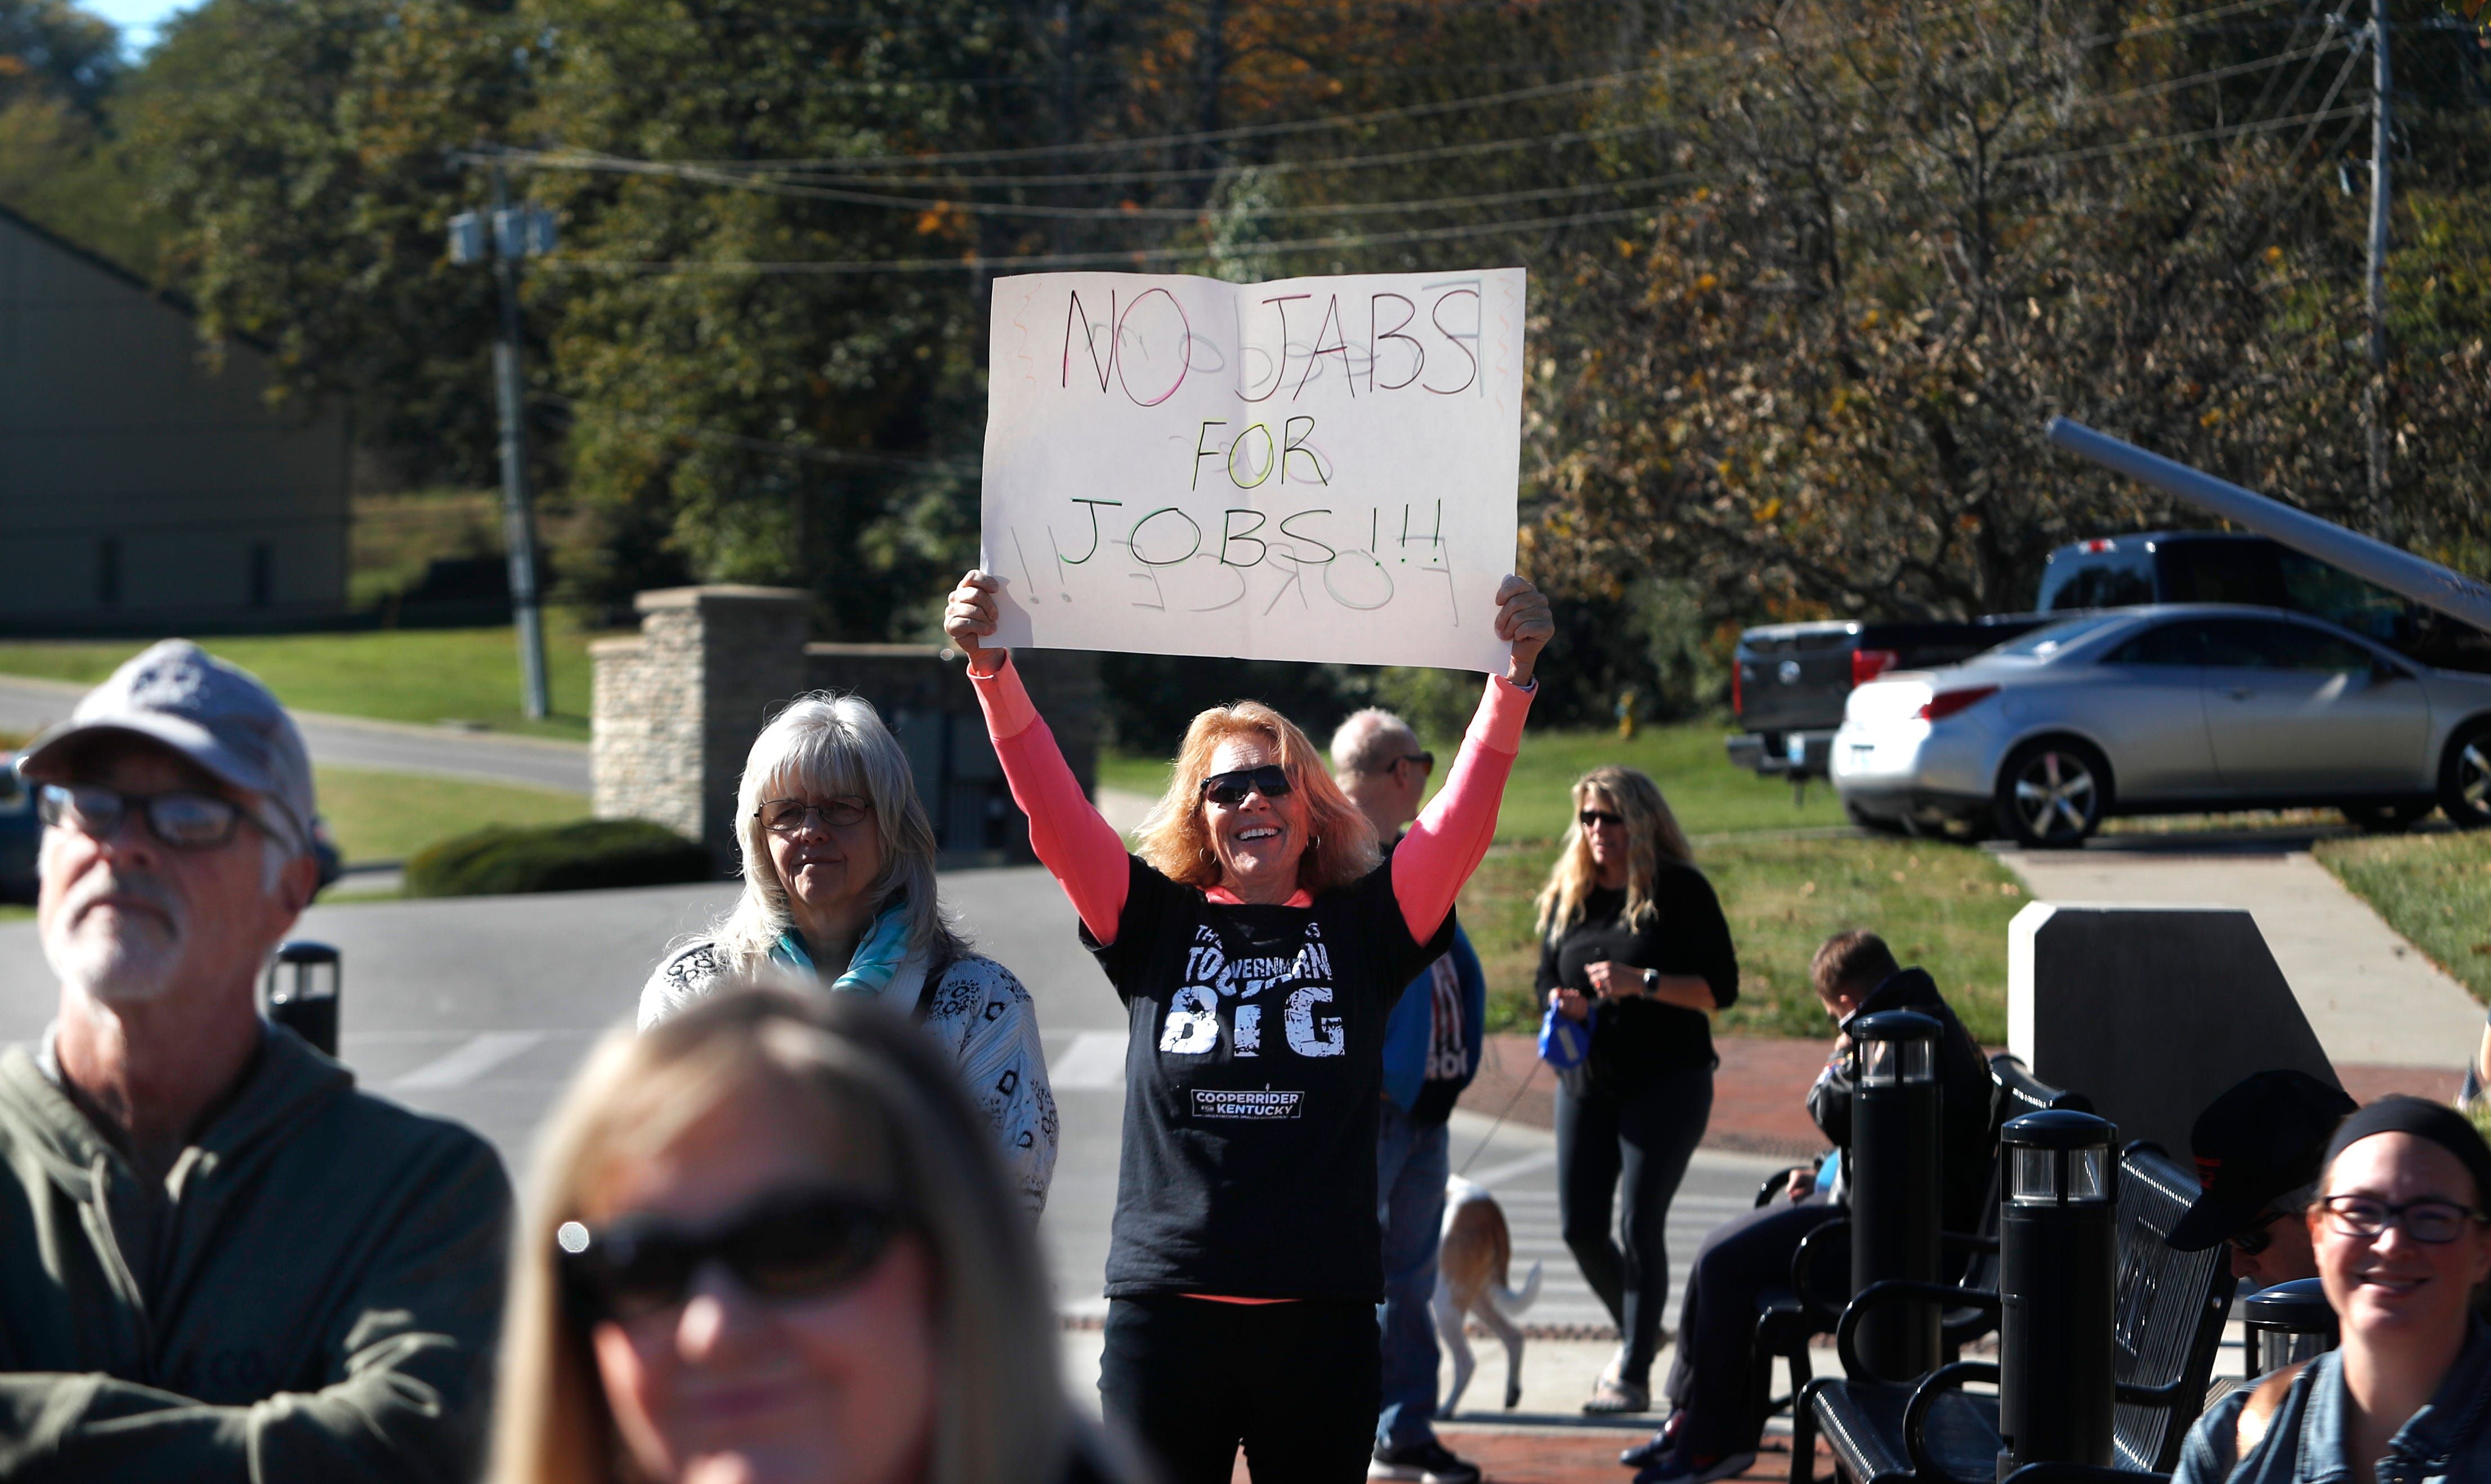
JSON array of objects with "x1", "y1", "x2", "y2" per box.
[
  {"x1": 2439, "y1": 720, "x2": 2491, "y2": 830},
  {"x1": 1995, "y1": 739, "x2": 2109, "y2": 849}
]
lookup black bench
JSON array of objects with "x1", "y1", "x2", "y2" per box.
[
  {"x1": 1750, "y1": 1056, "x2": 2086, "y2": 1432},
  {"x1": 1790, "y1": 1141, "x2": 2234, "y2": 1483}
]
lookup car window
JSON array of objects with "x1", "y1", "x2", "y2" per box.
[
  {"x1": 1985, "y1": 614, "x2": 2128, "y2": 659},
  {"x1": 2277, "y1": 552, "x2": 2412, "y2": 647},
  {"x1": 2243, "y1": 621, "x2": 2377, "y2": 673},
  {"x1": 2161, "y1": 542, "x2": 2286, "y2": 606},
  {"x1": 2039, "y1": 552, "x2": 2155, "y2": 612},
  {"x1": 2104, "y1": 621, "x2": 2212, "y2": 666}
]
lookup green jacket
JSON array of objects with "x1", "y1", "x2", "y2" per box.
[{"x1": 0, "y1": 1024, "x2": 513, "y2": 1483}]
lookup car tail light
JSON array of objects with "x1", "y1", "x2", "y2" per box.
[
  {"x1": 1852, "y1": 649, "x2": 1900, "y2": 687},
  {"x1": 2083, "y1": 538, "x2": 2115, "y2": 553},
  {"x1": 1917, "y1": 685, "x2": 2000, "y2": 722}
]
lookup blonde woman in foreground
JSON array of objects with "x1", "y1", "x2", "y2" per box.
[
  {"x1": 490, "y1": 984, "x2": 1137, "y2": 1484},
  {"x1": 1537, "y1": 765, "x2": 1737, "y2": 1414}
]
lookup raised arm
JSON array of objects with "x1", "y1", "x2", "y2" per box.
[
  {"x1": 1391, "y1": 575, "x2": 1553, "y2": 943},
  {"x1": 947, "y1": 571, "x2": 1130, "y2": 943}
]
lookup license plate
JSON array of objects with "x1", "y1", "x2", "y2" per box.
[
  {"x1": 1849, "y1": 743, "x2": 1874, "y2": 763},
  {"x1": 1786, "y1": 734, "x2": 1809, "y2": 765}
]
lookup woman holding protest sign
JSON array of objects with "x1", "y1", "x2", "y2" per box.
[
  {"x1": 943, "y1": 566, "x2": 1551, "y2": 1484},
  {"x1": 1537, "y1": 765, "x2": 1736, "y2": 1415}
]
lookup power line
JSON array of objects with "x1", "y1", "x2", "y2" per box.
[
  {"x1": 498, "y1": 150, "x2": 1689, "y2": 222},
  {"x1": 540, "y1": 201, "x2": 1660, "y2": 277},
  {"x1": 2067, "y1": 34, "x2": 2346, "y2": 109},
  {"x1": 2011, "y1": 100, "x2": 2365, "y2": 166}
]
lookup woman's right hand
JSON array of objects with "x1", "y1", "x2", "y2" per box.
[
  {"x1": 944, "y1": 570, "x2": 1002, "y2": 663},
  {"x1": 1550, "y1": 987, "x2": 1590, "y2": 1024}
]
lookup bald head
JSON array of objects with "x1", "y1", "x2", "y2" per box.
[{"x1": 1330, "y1": 708, "x2": 1430, "y2": 837}]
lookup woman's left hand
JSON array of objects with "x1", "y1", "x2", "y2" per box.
[
  {"x1": 1495, "y1": 575, "x2": 1555, "y2": 687},
  {"x1": 1585, "y1": 960, "x2": 1642, "y2": 998}
]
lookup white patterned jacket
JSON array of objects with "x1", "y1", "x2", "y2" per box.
[{"x1": 638, "y1": 940, "x2": 1060, "y2": 1216}]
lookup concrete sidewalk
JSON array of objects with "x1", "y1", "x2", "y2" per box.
[{"x1": 1995, "y1": 839, "x2": 2485, "y2": 1070}]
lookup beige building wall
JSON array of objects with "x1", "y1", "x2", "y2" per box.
[{"x1": 0, "y1": 205, "x2": 349, "y2": 630}]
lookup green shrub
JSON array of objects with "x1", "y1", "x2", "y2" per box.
[{"x1": 404, "y1": 819, "x2": 710, "y2": 897}]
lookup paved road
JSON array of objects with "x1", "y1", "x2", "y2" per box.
[
  {"x1": 0, "y1": 676, "x2": 590, "y2": 794},
  {"x1": 0, "y1": 864, "x2": 1777, "y2": 1327},
  {"x1": 1994, "y1": 827, "x2": 2486, "y2": 1068}
]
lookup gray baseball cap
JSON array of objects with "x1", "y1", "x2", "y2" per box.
[{"x1": 17, "y1": 639, "x2": 315, "y2": 851}]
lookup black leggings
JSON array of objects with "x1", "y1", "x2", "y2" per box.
[
  {"x1": 1555, "y1": 1065, "x2": 1714, "y2": 1387},
  {"x1": 1098, "y1": 1294, "x2": 1379, "y2": 1484}
]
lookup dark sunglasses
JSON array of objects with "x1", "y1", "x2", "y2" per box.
[
  {"x1": 2318, "y1": 1194, "x2": 2485, "y2": 1245},
  {"x1": 1578, "y1": 809, "x2": 1626, "y2": 829},
  {"x1": 37, "y1": 782, "x2": 256, "y2": 850},
  {"x1": 1370, "y1": 751, "x2": 1434, "y2": 774},
  {"x1": 557, "y1": 1188, "x2": 904, "y2": 1323},
  {"x1": 757, "y1": 796, "x2": 870, "y2": 835},
  {"x1": 2229, "y1": 1208, "x2": 2288, "y2": 1257},
  {"x1": 1201, "y1": 765, "x2": 1293, "y2": 808}
]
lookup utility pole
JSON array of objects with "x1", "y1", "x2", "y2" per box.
[
  {"x1": 450, "y1": 156, "x2": 554, "y2": 720},
  {"x1": 2367, "y1": 0, "x2": 2392, "y2": 510}
]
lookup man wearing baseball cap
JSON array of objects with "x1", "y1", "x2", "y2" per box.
[
  {"x1": 0, "y1": 641, "x2": 512, "y2": 1481},
  {"x1": 2168, "y1": 1069, "x2": 2359, "y2": 1284}
]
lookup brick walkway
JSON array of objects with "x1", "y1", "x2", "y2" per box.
[{"x1": 1224, "y1": 1431, "x2": 1828, "y2": 1482}]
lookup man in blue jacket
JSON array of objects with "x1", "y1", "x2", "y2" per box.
[{"x1": 1334, "y1": 709, "x2": 1488, "y2": 1484}]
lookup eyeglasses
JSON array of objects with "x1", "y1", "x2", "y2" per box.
[
  {"x1": 2318, "y1": 1194, "x2": 2485, "y2": 1245},
  {"x1": 1367, "y1": 751, "x2": 1434, "y2": 774},
  {"x1": 37, "y1": 783, "x2": 256, "y2": 850},
  {"x1": 1578, "y1": 809, "x2": 1626, "y2": 829},
  {"x1": 557, "y1": 1188, "x2": 905, "y2": 1324},
  {"x1": 1201, "y1": 766, "x2": 1293, "y2": 808},
  {"x1": 757, "y1": 797, "x2": 870, "y2": 835},
  {"x1": 2229, "y1": 1209, "x2": 2289, "y2": 1257}
]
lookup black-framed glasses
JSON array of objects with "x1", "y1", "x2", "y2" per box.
[
  {"x1": 2318, "y1": 1194, "x2": 2484, "y2": 1244},
  {"x1": 37, "y1": 783, "x2": 253, "y2": 850},
  {"x1": 1369, "y1": 751, "x2": 1434, "y2": 774},
  {"x1": 757, "y1": 797, "x2": 870, "y2": 835},
  {"x1": 1578, "y1": 809, "x2": 1625, "y2": 829},
  {"x1": 557, "y1": 1187, "x2": 905, "y2": 1324},
  {"x1": 1201, "y1": 766, "x2": 1293, "y2": 808},
  {"x1": 2229, "y1": 1209, "x2": 2289, "y2": 1257}
]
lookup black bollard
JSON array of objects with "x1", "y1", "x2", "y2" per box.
[
  {"x1": 265, "y1": 940, "x2": 342, "y2": 1059},
  {"x1": 1998, "y1": 1109, "x2": 2118, "y2": 1472},
  {"x1": 1847, "y1": 1009, "x2": 1944, "y2": 1380},
  {"x1": 2241, "y1": 1277, "x2": 2337, "y2": 1375}
]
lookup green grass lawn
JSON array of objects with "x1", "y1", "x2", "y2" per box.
[
  {"x1": 316, "y1": 766, "x2": 591, "y2": 866},
  {"x1": 1463, "y1": 835, "x2": 2027, "y2": 1043},
  {"x1": 1101, "y1": 719, "x2": 1847, "y2": 842},
  {"x1": 0, "y1": 620, "x2": 600, "y2": 741},
  {"x1": 2315, "y1": 831, "x2": 2491, "y2": 1007}
]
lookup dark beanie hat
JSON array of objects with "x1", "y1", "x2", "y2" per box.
[{"x1": 2323, "y1": 1095, "x2": 2491, "y2": 1211}]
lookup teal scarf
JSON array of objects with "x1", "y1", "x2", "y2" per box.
[{"x1": 771, "y1": 895, "x2": 914, "y2": 997}]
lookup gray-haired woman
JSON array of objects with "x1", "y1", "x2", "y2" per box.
[{"x1": 639, "y1": 693, "x2": 1058, "y2": 1215}]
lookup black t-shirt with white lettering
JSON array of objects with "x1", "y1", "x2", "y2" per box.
[{"x1": 1085, "y1": 854, "x2": 1455, "y2": 1301}]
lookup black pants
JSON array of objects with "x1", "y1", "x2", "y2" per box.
[
  {"x1": 1099, "y1": 1294, "x2": 1380, "y2": 1484},
  {"x1": 1661, "y1": 1195, "x2": 1846, "y2": 1455},
  {"x1": 1555, "y1": 1065, "x2": 1713, "y2": 1387}
]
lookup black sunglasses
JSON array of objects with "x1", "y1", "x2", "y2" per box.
[
  {"x1": 1368, "y1": 751, "x2": 1434, "y2": 774},
  {"x1": 557, "y1": 1187, "x2": 904, "y2": 1323},
  {"x1": 37, "y1": 783, "x2": 257, "y2": 850},
  {"x1": 1201, "y1": 765, "x2": 1293, "y2": 808},
  {"x1": 1578, "y1": 809, "x2": 1625, "y2": 828},
  {"x1": 2229, "y1": 1208, "x2": 2288, "y2": 1257}
]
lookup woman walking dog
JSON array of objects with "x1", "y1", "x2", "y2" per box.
[
  {"x1": 1537, "y1": 766, "x2": 1736, "y2": 1414},
  {"x1": 943, "y1": 567, "x2": 1553, "y2": 1484}
]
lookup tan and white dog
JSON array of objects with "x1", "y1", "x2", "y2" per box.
[{"x1": 1433, "y1": 1174, "x2": 1542, "y2": 1415}]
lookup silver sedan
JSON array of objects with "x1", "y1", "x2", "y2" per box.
[{"x1": 1829, "y1": 604, "x2": 2491, "y2": 846}]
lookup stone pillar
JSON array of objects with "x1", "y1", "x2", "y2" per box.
[{"x1": 592, "y1": 585, "x2": 810, "y2": 874}]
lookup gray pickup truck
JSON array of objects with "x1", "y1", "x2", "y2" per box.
[{"x1": 1728, "y1": 530, "x2": 2491, "y2": 783}]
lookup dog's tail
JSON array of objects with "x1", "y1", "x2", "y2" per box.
[{"x1": 1487, "y1": 1260, "x2": 1542, "y2": 1319}]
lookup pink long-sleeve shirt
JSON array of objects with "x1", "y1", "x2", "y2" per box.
[{"x1": 966, "y1": 652, "x2": 1533, "y2": 945}]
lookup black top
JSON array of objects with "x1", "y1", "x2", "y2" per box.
[
  {"x1": 1536, "y1": 869, "x2": 1738, "y2": 1097},
  {"x1": 1086, "y1": 854, "x2": 1454, "y2": 1301},
  {"x1": 1804, "y1": 967, "x2": 1996, "y2": 1234}
]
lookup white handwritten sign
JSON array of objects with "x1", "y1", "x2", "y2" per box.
[{"x1": 980, "y1": 268, "x2": 1527, "y2": 672}]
